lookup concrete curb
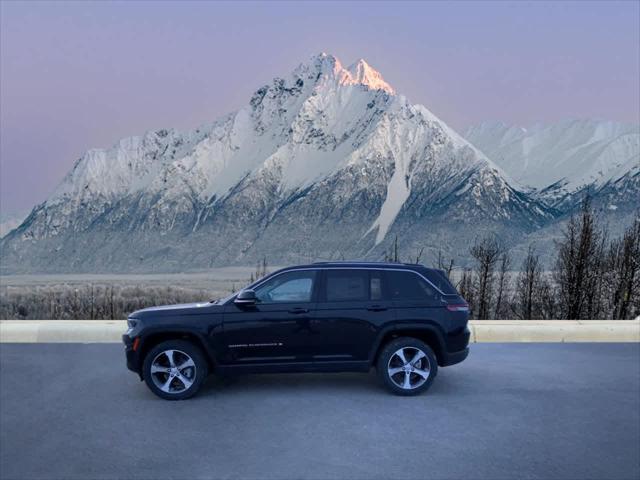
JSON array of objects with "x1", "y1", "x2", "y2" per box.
[
  {"x1": 471, "y1": 320, "x2": 640, "y2": 343},
  {"x1": 1, "y1": 319, "x2": 639, "y2": 343},
  {"x1": 0, "y1": 320, "x2": 126, "y2": 343}
]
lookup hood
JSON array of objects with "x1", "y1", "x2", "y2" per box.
[{"x1": 129, "y1": 301, "x2": 219, "y2": 319}]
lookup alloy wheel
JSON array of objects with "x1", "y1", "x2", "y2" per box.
[
  {"x1": 150, "y1": 349, "x2": 197, "y2": 394},
  {"x1": 387, "y1": 347, "x2": 431, "y2": 390}
]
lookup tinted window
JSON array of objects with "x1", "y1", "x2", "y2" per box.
[
  {"x1": 326, "y1": 270, "x2": 368, "y2": 302},
  {"x1": 422, "y1": 269, "x2": 457, "y2": 294},
  {"x1": 386, "y1": 270, "x2": 439, "y2": 302},
  {"x1": 254, "y1": 270, "x2": 316, "y2": 304},
  {"x1": 370, "y1": 270, "x2": 383, "y2": 301}
]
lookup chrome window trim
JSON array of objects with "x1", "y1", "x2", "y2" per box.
[{"x1": 247, "y1": 266, "x2": 446, "y2": 298}]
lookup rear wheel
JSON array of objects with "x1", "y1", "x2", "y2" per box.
[
  {"x1": 377, "y1": 337, "x2": 437, "y2": 396},
  {"x1": 143, "y1": 340, "x2": 208, "y2": 400}
]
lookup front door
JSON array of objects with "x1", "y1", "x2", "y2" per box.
[{"x1": 222, "y1": 269, "x2": 318, "y2": 365}]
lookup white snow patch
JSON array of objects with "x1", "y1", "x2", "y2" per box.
[
  {"x1": 367, "y1": 163, "x2": 410, "y2": 244},
  {"x1": 455, "y1": 183, "x2": 472, "y2": 196}
]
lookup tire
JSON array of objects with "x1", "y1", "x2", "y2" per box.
[
  {"x1": 376, "y1": 337, "x2": 438, "y2": 396},
  {"x1": 143, "y1": 339, "x2": 209, "y2": 400}
]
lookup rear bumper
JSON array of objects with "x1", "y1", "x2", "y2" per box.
[
  {"x1": 441, "y1": 325, "x2": 471, "y2": 366},
  {"x1": 441, "y1": 346, "x2": 469, "y2": 366}
]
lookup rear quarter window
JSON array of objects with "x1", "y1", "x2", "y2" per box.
[
  {"x1": 385, "y1": 270, "x2": 440, "y2": 302},
  {"x1": 421, "y1": 269, "x2": 457, "y2": 295}
]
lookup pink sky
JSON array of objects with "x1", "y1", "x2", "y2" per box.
[{"x1": 1, "y1": 1, "x2": 638, "y2": 213}]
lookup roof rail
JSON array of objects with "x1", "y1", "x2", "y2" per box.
[{"x1": 311, "y1": 260, "x2": 424, "y2": 266}]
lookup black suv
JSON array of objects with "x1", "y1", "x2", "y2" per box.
[{"x1": 123, "y1": 262, "x2": 470, "y2": 400}]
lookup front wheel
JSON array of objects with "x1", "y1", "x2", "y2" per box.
[
  {"x1": 143, "y1": 340, "x2": 208, "y2": 400},
  {"x1": 377, "y1": 337, "x2": 438, "y2": 396}
]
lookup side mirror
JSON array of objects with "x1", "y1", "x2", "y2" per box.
[{"x1": 234, "y1": 289, "x2": 257, "y2": 305}]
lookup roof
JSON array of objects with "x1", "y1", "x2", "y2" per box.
[{"x1": 303, "y1": 261, "x2": 427, "y2": 270}]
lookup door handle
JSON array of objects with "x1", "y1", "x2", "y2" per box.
[
  {"x1": 288, "y1": 307, "x2": 309, "y2": 314},
  {"x1": 367, "y1": 305, "x2": 387, "y2": 312}
]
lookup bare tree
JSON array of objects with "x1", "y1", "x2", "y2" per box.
[
  {"x1": 253, "y1": 256, "x2": 269, "y2": 280},
  {"x1": 383, "y1": 236, "x2": 401, "y2": 262},
  {"x1": 493, "y1": 251, "x2": 511, "y2": 319},
  {"x1": 554, "y1": 197, "x2": 603, "y2": 319},
  {"x1": 392, "y1": 235, "x2": 399, "y2": 262},
  {"x1": 607, "y1": 216, "x2": 640, "y2": 319},
  {"x1": 108, "y1": 286, "x2": 115, "y2": 320},
  {"x1": 537, "y1": 276, "x2": 557, "y2": 319},
  {"x1": 88, "y1": 284, "x2": 95, "y2": 320},
  {"x1": 512, "y1": 245, "x2": 543, "y2": 319},
  {"x1": 457, "y1": 268, "x2": 475, "y2": 315},
  {"x1": 437, "y1": 249, "x2": 455, "y2": 280},
  {"x1": 470, "y1": 235, "x2": 502, "y2": 319},
  {"x1": 584, "y1": 230, "x2": 607, "y2": 319}
]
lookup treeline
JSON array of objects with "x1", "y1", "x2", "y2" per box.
[
  {"x1": 453, "y1": 200, "x2": 639, "y2": 320},
  {"x1": 0, "y1": 285, "x2": 214, "y2": 320}
]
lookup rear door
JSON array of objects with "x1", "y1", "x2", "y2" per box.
[{"x1": 311, "y1": 269, "x2": 394, "y2": 362}]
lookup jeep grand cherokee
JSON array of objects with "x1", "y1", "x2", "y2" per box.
[{"x1": 123, "y1": 262, "x2": 470, "y2": 400}]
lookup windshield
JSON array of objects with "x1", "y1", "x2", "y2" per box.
[{"x1": 210, "y1": 270, "x2": 279, "y2": 304}]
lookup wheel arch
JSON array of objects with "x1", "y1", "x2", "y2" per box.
[
  {"x1": 371, "y1": 324, "x2": 447, "y2": 367},
  {"x1": 138, "y1": 329, "x2": 216, "y2": 373}
]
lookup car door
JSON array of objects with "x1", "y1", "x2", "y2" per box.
[
  {"x1": 222, "y1": 269, "x2": 319, "y2": 366},
  {"x1": 311, "y1": 269, "x2": 394, "y2": 363}
]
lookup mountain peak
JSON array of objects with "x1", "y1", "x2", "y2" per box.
[
  {"x1": 302, "y1": 53, "x2": 395, "y2": 95},
  {"x1": 346, "y1": 58, "x2": 395, "y2": 94}
]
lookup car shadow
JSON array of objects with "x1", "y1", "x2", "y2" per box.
[
  {"x1": 195, "y1": 369, "x2": 471, "y2": 398},
  {"x1": 198, "y1": 370, "x2": 383, "y2": 396}
]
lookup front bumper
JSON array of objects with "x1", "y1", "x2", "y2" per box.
[{"x1": 122, "y1": 334, "x2": 142, "y2": 376}]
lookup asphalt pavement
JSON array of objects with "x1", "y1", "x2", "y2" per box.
[{"x1": 1, "y1": 343, "x2": 639, "y2": 480}]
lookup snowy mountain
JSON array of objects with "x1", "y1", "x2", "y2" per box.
[
  {"x1": 0, "y1": 212, "x2": 27, "y2": 239},
  {"x1": 1, "y1": 53, "x2": 555, "y2": 273},
  {"x1": 464, "y1": 120, "x2": 639, "y2": 210}
]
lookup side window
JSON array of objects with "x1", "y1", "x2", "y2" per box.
[
  {"x1": 386, "y1": 271, "x2": 439, "y2": 302},
  {"x1": 325, "y1": 270, "x2": 369, "y2": 302},
  {"x1": 254, "y1": 270, "x2": 316, "y2": 304},
  {"x1": 370, "y1": 271, "x2": 383, "y2": 301},
  {"x1": 422, "y1": 269, "x2": 457, "y2": 294}
]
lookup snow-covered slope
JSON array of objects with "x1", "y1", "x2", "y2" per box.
[
  {"x1": 0, "y1": 212, "x2": 27, "y2": 239},
  {"x1": 1, "y1": 53, "x2": 554, "y2": 273},
  {"x1": 464, "y1": 120, "x2": 640, "y2": 209}
]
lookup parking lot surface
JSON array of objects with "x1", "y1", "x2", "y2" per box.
[{"x1": 1, "y1": 343, "x2": 639, "y2": 480}]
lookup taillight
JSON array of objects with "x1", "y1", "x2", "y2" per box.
[{"x1": 446, "y1": 304, "x2": 469, "y2": 312}]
